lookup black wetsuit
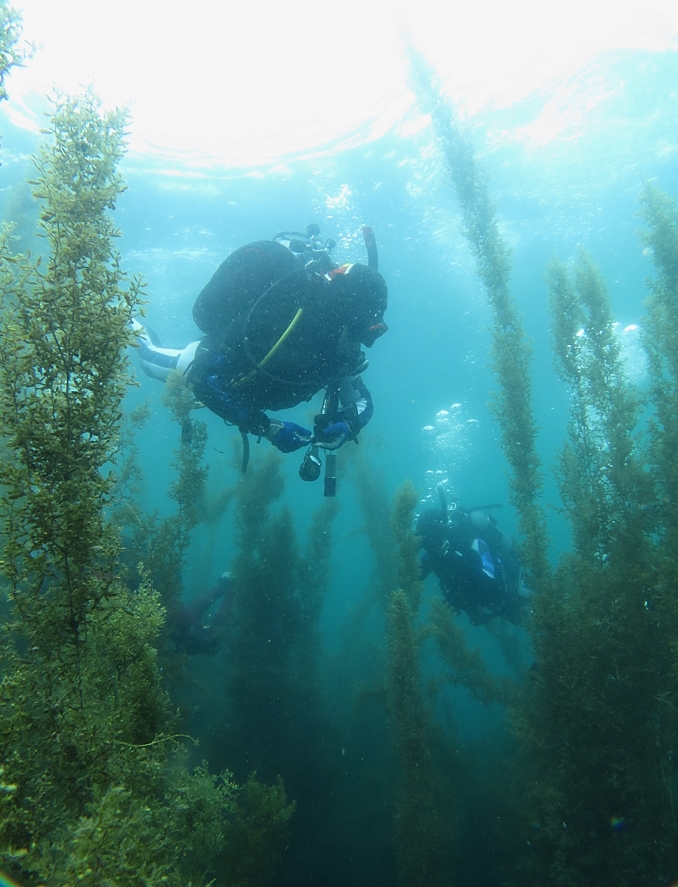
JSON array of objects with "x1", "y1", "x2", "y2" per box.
[
  {"x1": 189, "y1": 241, "x2": 388, "y2": 437},
  {"x1": 418, "y1": 508, "x2": 524, "y2": 625},
  {"x1": 169, "y1": 576, "x2": 233, "y2": 655}
]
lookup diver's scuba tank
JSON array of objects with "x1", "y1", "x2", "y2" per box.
[
  {"x1": 274, "y1": 223, "x2": 378, "y2": 272},
  {"x1": 273, "y1": 224, "x2": 337, "y2": 271}
]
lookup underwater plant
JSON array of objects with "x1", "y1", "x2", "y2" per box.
[
  {"x1": 222, "y1": 774, "x2": 296, "y2": 887},
  {"x1": 548, "y1": 252, "x2": 650, "y2": 564},
  {"x1": 207, "y1": 449, "x2": 351, "y2": 881},
  {"x1": 385, "y1": 483, "x2": 447, "y2": 887},
  {"x1": 115, "y1": 370, "x2": 234, "y2": 665},
  {"x1": 428, "y1": 596, "x2": 510, "y2": 706},
  {"x1": 162, "y1": 371, "x2": 209, "y2": 533},
  {"x1": 407, "y1": 49, "x2": 550, "y2": 592},
  {"x1": 410, "y1": 48, "x2": 678, "y2": 886},
  {"x1": 506, "y1": 250, "x2": 674, "y2": 886},
  {"x1": 1, "y1": 181, "x2": 41, "y2": 257},
  {"x1": 0, "y1": 91, "x2": 296, "y2": 887},
  {"x1": 224, "y1": 450, "x2": 298, "y2": 778},
  {"x1": 224, "y1": 451, "x2": 339, "y2": 767},
  {"x1": 0, "y1": 1, "x2": 28, "y2": 104},
  {"x1": 131, "y1": 372, "x2": 210, "y2": 620},
  {"x1": 347, "y1": 447, "x2": 399, "y2": 610},
  {"x1": 391, "y1": 480, "x2": 425, "y2": 613},
  {"x1": 639, "y1": 184, "x2": 678, "y2": 544},
  {"x1": 0, "y1": 89, "x2": 171, "y2": 882}
]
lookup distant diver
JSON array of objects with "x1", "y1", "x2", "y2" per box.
[
  {"x1": 168, "y1": 572, "x2": 234, "y2": 656},
  {"x1": 131, "y1": 224, "x2": 388, "y2": 494},
  {"x1": 417, "y1": 491, "x2": 530, "y2": 626}
]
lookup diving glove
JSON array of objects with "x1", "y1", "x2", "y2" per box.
[
  {"x1": 267, "y1": 419, "x2": 314, "y2": 453},
  {"x1": 314, "y1": 420, "x2": 350, "y2": 451}
]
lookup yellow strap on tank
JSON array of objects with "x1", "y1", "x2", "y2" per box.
[{"x1": 235, "y1": 306, "x2": 304, "y2": 387}]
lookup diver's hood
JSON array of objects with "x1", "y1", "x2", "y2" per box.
[
  {"x1": 329, "y1": 263, "x2": 388, "y2": 348},
  {"x1": 416, "y1": 507, "x2": 448, "y2": 538}
]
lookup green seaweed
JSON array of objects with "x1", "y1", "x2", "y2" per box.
[
  {"x1": 348, "y1": 447, "x2": 399, "y2": 608},
  {"x1": 428, "y1": 596, "x2": 510, "y2": 706},
  {"x1": 2, "y1": 181, "x2": 41, "y2": 257},
  {"x1": 0, "y1": 1, "x2": 29, "y2": 104},
  {"x1": 408, "y1": 50, "x2": 550, "y2": 593},
  {"x1": 385, "y1": 485, "x2": 447, "y2": 887},
  {"x1": 0, "y1": 90, "x2": 296, "y2": 887},
  {"x1": 223, "y1": 774, "x2": 296, "y2": 887},
  {"x1": 548, "y1": 253, "x2": 650, "y2": 565},
  {"x1": 117, "y1": 373, "x2": 216, "y2": 641},
  {"x1": 225, "y1": 451, "x2": 339, "y2": 780},
  {"x1": 410, "y1": 50, "x2": 678, "y2": 884},
  {"x1": 162, "y1": 371, "x2": 209, "y2": 532},
  {"x1": 639, "y1": 184, "x2": 678, "y2": 544},
  {"x1": 503, "y1": 249, "x2": 672, "y2": 885},
  {"x1": 0, "y1": 89, "x2": 172, "y2": 883},
  {"x1": 391, "y1": 479, "x2": 424, "y2": 613},
  {"x1": 197, "y1": 449, "x2": 354, "y2": 882},
  {"x1": 386, "y1": 590, "x2": 446, "y2": 887}
]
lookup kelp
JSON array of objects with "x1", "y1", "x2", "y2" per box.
[
  {"x1": 640, "y1": 183, "x2": 678, "y2": 547},
  {"x1": 0, "y1": 89, "x2": 172, "y2": 883},
  {"x1": 225, "y1": 451, "x2": 339, "y2": 781},
  {"x1": 504, "y1": 250, "x2": 675, "y2": 886},
  {"x1": 0, "y1": 1, "x2": 28, "y2": 103},
  {"x1": 208, "y1": 450, "x2": 355, "y2": 882},
  {"x1": 348, "y1": 447, "x2": 399, "y2": 610},
  {"x1": 385, "y1": 484, "x2": 447, "y2": 887},
  {"x1": 407, "y1": 49, "x2": 550, "y2": 593},
  {"x1": 548, "y1": 253, "x2": 650, "y2": 564},
  {"x1": 428, "y1": 596, "x2": 510, "y2": 706},
  {"x1": 162, "y1": 371, "x2": 209, "y2": 532},
  {"x1": 409, "y1": 48, "x2": 678, "y2": 885},
  {"x1": 0, "y1": 91, "x2": 296, "y2": 887}
]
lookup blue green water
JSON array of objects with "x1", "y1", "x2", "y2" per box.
[
  {"x1": 2, "y1": 44, "x2": 678, "y2": 886},
  {"x1": 102, "y1": 48, "x2": 677, "y2": 575}
]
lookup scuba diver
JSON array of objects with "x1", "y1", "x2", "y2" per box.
[
  {"x1": 131, "y1": 224, "x2": 388, "y2": 493},
  {"x1": 417, "y1": 489, "x2": 530, "y2": 626},
  {"x1": 168, "y1": 572, "x2": 234, "y2": 655}
]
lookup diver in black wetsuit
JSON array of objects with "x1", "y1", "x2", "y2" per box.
[
  {"x1": 168, "y1": 573, "x2": 234, "y2": 655},
  {"x1": 417, "y1": 500, "x2": 529, "y2": 626},
  {"x1": 131, "y1": 226, "x2": 388, "y2": 470}
]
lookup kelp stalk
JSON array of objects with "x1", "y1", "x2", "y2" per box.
[
  {"x1": 408, "y1": 50, "x2": 550, "y2": 591},
  {"x1": 386, "y1": 484, "x2": 446, "y2": 887}
]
